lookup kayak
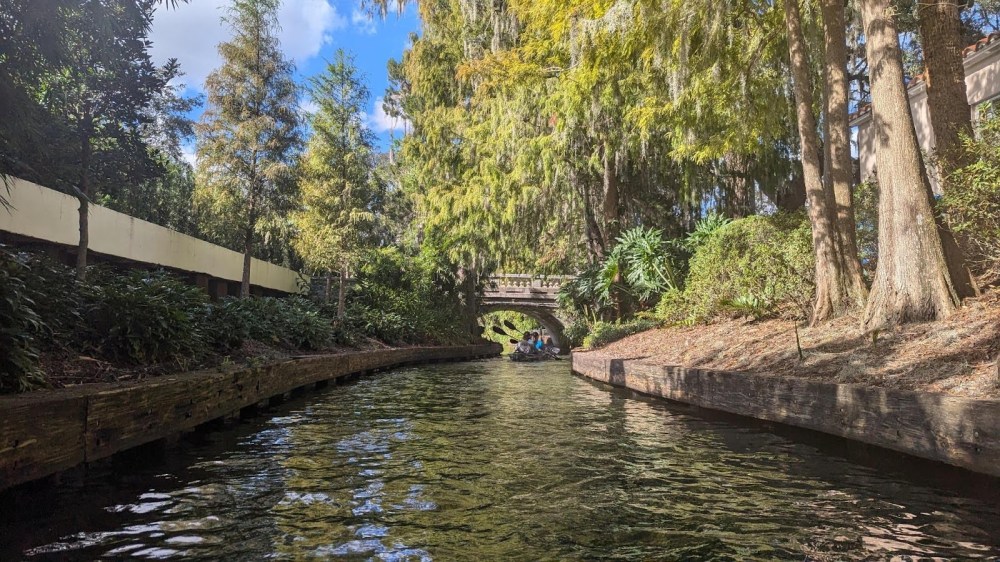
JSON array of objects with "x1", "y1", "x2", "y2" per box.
[{"x1": 509, "y1": 349, "x2": 560, "y2": 362}]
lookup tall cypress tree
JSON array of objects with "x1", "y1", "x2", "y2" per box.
[
  {"x1": 292, "y1": 50, "x2": 381, "y2": 317},
  {"x1": 194, "y1": 0, "x2": 301, "y2": 297}
]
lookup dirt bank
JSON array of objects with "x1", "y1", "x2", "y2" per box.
[{"x1": 595, "y1": 289, "x2": 1000, "y2": 399}]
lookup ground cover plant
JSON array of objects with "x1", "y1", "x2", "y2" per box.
[{"x1": 0, "y1": 247, "x2": 471, "y2": 393}]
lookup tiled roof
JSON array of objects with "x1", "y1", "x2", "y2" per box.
[{"x1": 850, "y1": 32, "x2": 1000, "y2": 123}]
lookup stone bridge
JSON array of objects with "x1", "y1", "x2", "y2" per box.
[{"x1": 479, "y1": 274, "x2": 574, "y2": 349}]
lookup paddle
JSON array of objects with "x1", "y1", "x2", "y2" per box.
[
  {"x1": 492, "y1": 326, "x2": 509, "y2": 337},
  {"x1": 503, "y1": 319, "x2": 519, "y2": 334}
]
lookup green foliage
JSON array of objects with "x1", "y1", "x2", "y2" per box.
[
  {"x1": 664, "y1": 213, "x2": 814, "y2": 323},
  {"x1": 0, "y1": 248, "x2": 47, "y2": 393},
  {"x1": 559, "y1": 226, "x2": 684, "y2": 323},
  {"x1": 347, "y1": 248, "x2": 469, "y2": 345},
  {"x1": 8, "y1": 251, "x2": 84, "y2": 348},
  {"x1": 1, "y1": 0, "x2": 175, "y2": 198},
  {"x1": 84, "y1": 270, "x2": 210, "y2": 365},
  {"x1": 606, "y1": 226, "x2": 681, "y2": 302},
  {"x1": 194, "y1": 0, "x2": 302, "y2": 277},
  {"x1": 943, "y1": 105, "x2": 1000, "y2": 280},
  {"x1": 683, "y1": 213, "x2": 732, "y2": 252},
  {"x1": 207, "y1": 296, "x2": 334, "y2": 351},
  {"x1": 480, "y1": 311, "x2": 534, "y2": 347},
  {"x1": 854, "y1": 179, "x2": 880, "y2": 282},
  {"x1": 562, "y1": 318, "x2": 590, "y2": 348},
  {"x1": 293, "y1": 50, "x2": 382, "y2": 278},
  {"x1": 582, "y1": 318, "x2": 660, "y2": 350}
]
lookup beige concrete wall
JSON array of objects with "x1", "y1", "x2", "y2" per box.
[
  {"x1": 0, "y1": 177, "x2": 305, "y2": 293},
  {"x1": 856, "y1": 118, "x2": 876, "y2": 184},
  {"x1": 966, "y1": 43, "x2": 1000, "y2": 106},
  {"x1": 853, "y1": 41, "x2": 1000, "y2": 194}
]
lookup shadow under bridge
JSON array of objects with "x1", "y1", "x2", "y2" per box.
[{"x1": 479, "y1": 274, "x2": 574, "y2": 351}]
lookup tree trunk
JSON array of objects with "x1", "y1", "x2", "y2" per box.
[
  {"x1": 724, "y1": 152, "x2": 754, "y2": 218},
  {"x1": 572, "y1": 166, "x2": 605, "y2": 261},
  {"x1": 858, "y1": 0, "x2": 966, "y2": 331},
  {"x1": 75, "y1": 126, "x2": 91, "y2": 282},
  {"x1": 601, "y1": 142, "x2": 619, "y2": 247},
  {"x1": 337, "y1": 264, "x2": 348, "y2": 320},
  {"x1": 821, "y1": 0, "x2": 868, "y2": 308},
  {"x1": 916, "y1": 0, "x2": 981, "y2": 299},
  {"x1": 917, "y1": 0, "x2": 975, "y2": 180},
  {"x1": 760, "y1": 172, "x2": 807, "y2": 211},
  {"x1": 324, "y1": 270, "x2": 332, "y2": 304},
  {"x1": 241, "y1": 223, "x2": 253, "y2": 298},
  {"x1": 785, "y1": 0, "x2": 851, "y2": 323}
]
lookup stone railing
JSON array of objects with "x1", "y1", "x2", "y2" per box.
[{"x1": 485, "y1": 273, "x2": 575, "y2": 292}]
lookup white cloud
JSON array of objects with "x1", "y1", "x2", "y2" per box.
[
  {"x1": 366, "y1": 97, "x2": 409, "y2": 134},
  {"x1": 181, "y1": 143, "x2": 197, "y2": 167},
  {"x1": 301, "y1": 99, "x2": 320, "y2": 115},
  {"x1": 351, "y1": 7, "x2": 377, "y2": 35},
  {"x1": 150, "y1": 0, "x2": 346, "y2": 92}
]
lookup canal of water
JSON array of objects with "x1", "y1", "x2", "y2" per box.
[{"x1": 2, "y1": 359, "x2": 999, "y2": 560}]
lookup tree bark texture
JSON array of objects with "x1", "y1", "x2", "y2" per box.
[
  {"x1": 784, "y1": 0, "x2": 852, "y2": 323},
  {"x1": 324, "y1": 271, "x2": 332, "y2": 304},
  {"x1": 601, "y1": 142, "x2": 619, "y2": 248},
  {"x1": 821, "y1": 0, "x2": 868, "y2": 308},
  {"x1": 915, "y1": 0, "x2": 981, "y2": 299},
  {"x1": 917, "y1": 0, "x2": 975, "y2": 179},
  {"x1": 859, "y1": 0, "x2": 962, "y2": 331},
  {"x1": 724, "y1": 152, "x2": 755, "y2": 218},
  {"x1": 337, "y1": 265, "x2": 348, "y2": 320},
  {"x1": 75, "y1": 125, "x2": 91, "y2": 282},
  {"x1": 241, "y1": 228, "x2": 253, "y2": 298}
]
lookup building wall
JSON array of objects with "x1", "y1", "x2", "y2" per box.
[
  {"x1": 0, "y1": 177, "x2": 305, "y2": 294},
  {"x1": 852, "y1": 39, "x2": 1000, "y2": 194}
]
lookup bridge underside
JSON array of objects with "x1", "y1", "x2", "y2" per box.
[{"x1": 479, "y1": 303, "x2": 568, "y2": 352}]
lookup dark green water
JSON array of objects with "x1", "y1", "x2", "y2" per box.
[{"x1": 3, "y1": 359, "x2": 999, "y2": 560}]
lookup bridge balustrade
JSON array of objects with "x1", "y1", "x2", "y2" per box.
[{"x1": 484, "y1": 274, "x2": 574, "y2": 292}]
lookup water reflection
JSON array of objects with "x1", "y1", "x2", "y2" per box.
[{"x1": 2, "y1": 359, "x2": 999, "y2": 560}]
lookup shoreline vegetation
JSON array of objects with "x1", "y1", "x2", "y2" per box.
[
  {"x1": 0, "y1": 246, "x2": 481, "y2": 394},
  {"x1": 578, "y1": 287, "x2": 1000, "y2": 400}
]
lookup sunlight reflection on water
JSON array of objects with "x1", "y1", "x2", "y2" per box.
[{"x1": 5, "y1": 359, "x2": 1000, "y2": 560}]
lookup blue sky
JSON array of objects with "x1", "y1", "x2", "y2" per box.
[{"x1": 149, "y1": 0, "x2": 420, "y2": 162}]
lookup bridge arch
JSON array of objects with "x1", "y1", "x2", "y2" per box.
[
  {"x1": 478, "y1": 274, "x2": 574, "y2": 352},
  {"x1": 478, "y1": 304, "x2": 568, "y2": 351}
]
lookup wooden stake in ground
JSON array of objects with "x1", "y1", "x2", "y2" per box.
[{"x1": 858, "y1": 0, "x2": 970, "y2": 331}]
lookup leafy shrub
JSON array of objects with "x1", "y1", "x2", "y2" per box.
[
  {"x1": 280, "y1": 297, "x2": 334, "y2": 350},
  {"x1": 854, "y1": 179, "x2": 879, "y2": 282},
  {"x1": 0, "y1": 248, "x2": 47, "y2": 393},
  {"x1": 347, "y1": 248, "x2": 469, "y2": 345},
  {"x1": 683, "y1": 213, "x2": 732, "y2": 252},
  {"x1": 582, "y1": 318, "x2": 660, "y2": 349},
  {"x1": 654, "y1": 287, "x2": 692, "y2": 325},
  {"x1": 668, "y1": 212, "x2": 814, "y2": 322},
  {"x1": 10, "y1": 251, "x2": 86, "y2": 348},
  {"x1": 84, "y1": 270, "x2": 210, "y2": 365},
  {"x1": 206, "y1": 296, "x2": 334, "y2": 351},
  {"x1": 562, "y1": 318, "x2": 590, "y2": 348},
  {"x1": 558, "y1": 227, "x2": 685, "y2": 322},
  {"x1": 942, "y1": 106, "x2": 1000, "y2": 281}
]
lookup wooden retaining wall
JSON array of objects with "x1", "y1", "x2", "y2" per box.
[
  {"x1": 0, "y1": 343, "x2": 500, "y2": 491},
  {"x1": 572, "y1": 351, "x2": 1000, "y2": 478}
]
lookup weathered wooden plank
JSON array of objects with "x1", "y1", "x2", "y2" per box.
[
  {"x1": 572, "y1": 351, "x2": 1000, "y2": 478},
  {"x1": 0, "y1": 393, "x2": 87, "y2": 487},
  {"x1": 0, "y1": 343, "x2": 500, "y2": 491}
]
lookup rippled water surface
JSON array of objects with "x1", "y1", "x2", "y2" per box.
[{"x1": 3, "y1": 359, "x2": 1000, "y2": 560}]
